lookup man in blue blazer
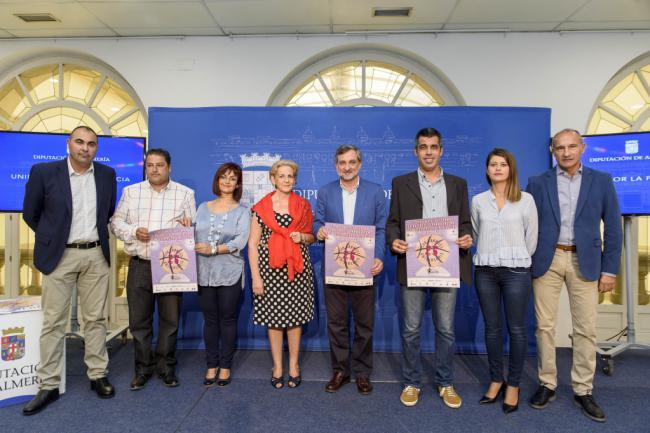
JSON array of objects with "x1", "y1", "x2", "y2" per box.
[
  {"x1": 22, "y1": 126, "x2": 117, "y2": 415},
  {"x1": 314, "y1": 145, "x2": 387, "y2": 395},
  {"x1": 526, "y1": 128, "x2": 622, "y2": 423}
]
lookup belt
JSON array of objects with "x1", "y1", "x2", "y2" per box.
[
  {"x1": 130, "y1": 256, "x2": 151, "y2": 264},
  {"x1": 556, "y1": 244, "x2": 576, "y2": 252},
  {"x1": 66, "y1": 240, "x2": 100, "y2": 249}
]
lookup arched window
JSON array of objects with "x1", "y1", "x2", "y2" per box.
[
  {"x1": 0, "y1": 50, "x2": 147, "y2": 298},
  {"x1": 268, "y1": 45, "x2": 464, "y2": 107},
  {"x1": 586, "y1": 52, "x2": 650, "y2": 311}
]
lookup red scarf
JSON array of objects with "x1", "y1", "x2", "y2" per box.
[{"x1": 252, "y1": 191, "x2": 313, "y2": 281}]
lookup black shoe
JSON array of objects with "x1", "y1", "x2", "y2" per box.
[
  {"x1": 479, "y1": 382, "x2": 505, "y2": 404},
  {"x1": 90, "y1": 377, "x2": 115, "y2": 399},
  {"x1": 217, "y1": 376, "x2": 231, "y2": 387},
  {"x1": 160, "y1": 371, "x2": 180, "y2": 388},
  {"x1": 502, "y1": 387, "x2": 520, "y2": 414},
  {"x1": 574, "y1": 394, "x2": 606, "y2": 423},
  {"x1": 130, "y1": 374, "x2": 151, "y2": 391},
  {"x1": 529, "y1": 385, "x2": 556, "y2": 409},
  {"x1": 22, "y1": 389, "x2": 60, "y2": 416}
]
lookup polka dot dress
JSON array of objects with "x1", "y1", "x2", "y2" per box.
[{"x1": 253, "y1": 211, "x2": 315, "y2": 328}]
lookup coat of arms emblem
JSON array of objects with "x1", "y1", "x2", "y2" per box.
[
  {"x1": 1, "y1": 326, "x2": 26, "y2": 361},
  {"x1": 240, "y1": 152, "x2": 282, "y2": 207}
]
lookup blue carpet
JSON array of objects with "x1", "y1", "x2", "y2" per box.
[{"x1": 3, "y1": 340, "x2": 650, "y2": 433}]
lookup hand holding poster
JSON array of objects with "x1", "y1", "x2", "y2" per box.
[
  {"x1": 149, "y1": 226, "x2": 198, "y2": 293},
  {"x1": 405, "y1": 216, "x2": 460, "y2": 288},
  {"x1": 324, "y1": 223, "x2": 375, "y2": 286}
]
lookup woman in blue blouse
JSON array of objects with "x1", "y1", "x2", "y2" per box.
[
  {"x1": 194, "y1": 162, "x2": 250, "y2": 386},
  {"x1": 471, "y1": 148, "x2": 538, "y2": 413}
]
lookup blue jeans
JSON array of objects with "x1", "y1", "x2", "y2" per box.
[
  {"x1": 474, "y1": 266, "x2": 531, "y2": 387},
  {"x1": 400, "y1": 285, "x2": 457, "y2": 388}
]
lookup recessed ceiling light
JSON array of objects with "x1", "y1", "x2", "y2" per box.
[
  {"x1": 14, "y1": 13, "x2": 59, "y2": 23},
  {"x1": 372, "y1": 7, "x2": 412, "y2": 17}
]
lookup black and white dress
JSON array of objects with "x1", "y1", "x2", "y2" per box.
[{"x1": 253, "y1": 211, "x2": 315, "y2": 328}]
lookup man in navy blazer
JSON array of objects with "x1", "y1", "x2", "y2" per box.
[
  {"x1": 22, "y1": 126, "x2": 117, "y2": 415},
  {"x1": 526, "y1": 128, "x2": 622, "y2": 423},
  {"x1": 314, "y1": 144, "x2": 387, "y2": 395}
]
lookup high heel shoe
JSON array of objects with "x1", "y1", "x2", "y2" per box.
[
  {"x1": 288, "y1": 375, "x2": 302, "y2": 388},
  {"x1": 203, "y1": 368, "x2": 218, "y2": 386},
  {"x1": 502, "y1": 387, "x2": 520, "y2": 414},
  {"x1": 271, "y1": 368, "x2": 284, "y2": 389},
  {"x1": 479, "y1": 382, "x2": 505, "y2": 404}
]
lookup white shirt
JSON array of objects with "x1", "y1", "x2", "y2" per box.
[
  {"x1": 340, "y1": 179, "x2": 359, "y2": 225},
  {"x1": 471, "y1": 190, "x2": 538, "y2": 268},
  {"x1": 67, "y1": 157, "x2": 98, "y2": 243},
  {"x1": 110, "y1": 180, "x2": 196, "y2": 259}
]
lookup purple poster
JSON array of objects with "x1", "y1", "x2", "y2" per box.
[
  {"x1": 324, "y1": 223, "x2": 375, "y2": 286},
  {"x1": 149, "y1": 227, "x2": 198, "y2": 293},
  {"x1": 405, "y1": 216, "x2": 459, "y2": 288}
]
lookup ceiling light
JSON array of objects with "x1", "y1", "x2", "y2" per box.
[
  {"x1": 372, "y1": 7, "x2": 412, "y2": 17},
  {"x1": 14, "y1": 13, "x2": 59, "y2": 23}
]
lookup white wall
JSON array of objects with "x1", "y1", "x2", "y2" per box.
[
  {"x1": 1, "y1": 32, "x2": 648, "y2": 130},
  {"x1": 1, "y1": 31, "x2": 649, "y2": 346}
]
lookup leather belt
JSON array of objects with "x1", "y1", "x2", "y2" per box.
[
  {"x1": 66, "y1": 240, "x2": 100, "y2": 249},
  {"x1": 556, "y1": 244, "x2": 576, "y2": 252},
  {"x1": 130, "y1": 256, "x2": 151, "y2": 264}
]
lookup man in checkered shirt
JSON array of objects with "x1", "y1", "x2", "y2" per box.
[{"x1": 111, "y1": 148, "x2": 196, "y2": 390}]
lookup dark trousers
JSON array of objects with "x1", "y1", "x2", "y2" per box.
[
  {"x1": 474, "y1": 266, "x2": 532, "y2": 387},
  {"x1": 198, "y1": 280, "x2": 242, "y2": 369},
  {"x1": 126, "y1": 257, "x2": 183, "y2": 376},
  {"x1": 325, "y1": 284, "x2": 375, "y2": 377}
]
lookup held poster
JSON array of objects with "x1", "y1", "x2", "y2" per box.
[
  {"x1": 405, "y1": 216, "x2": 460, "y2": 288},
  {"x1": 149, "y1": 227, "x2": 198, "y2": 293},
  {"x1": 324, "y1": 223, "x2": 375, "y2": 286}
]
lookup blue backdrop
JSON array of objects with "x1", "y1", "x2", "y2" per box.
[{"x1": 148, "y1": 106, "x2": 551, "y2": 353}]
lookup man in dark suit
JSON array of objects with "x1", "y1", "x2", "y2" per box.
[
  {"x1": 22, "y1": 126, "x2": 117, "y2": 415},
  {"x1": 386, "y1": 127, "x2": 473, "y2": 408},
  {"x1": 313, "y1": 144, "x2": 387, "y2": 395},
  {"x1": 526, "y1": 128, "x2": 622, "y2": 422}
]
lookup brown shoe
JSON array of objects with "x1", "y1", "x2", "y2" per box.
[
  {"x1": 356, "y1": 376, "x2": 373, "y2": 395},
  {"x1": 325, "y1": 372, "x2": 350, "y2": 393}
]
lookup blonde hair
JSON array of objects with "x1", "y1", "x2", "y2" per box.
[{"x1": 269, "y1": 159, "x2": 299, "y2": 180}]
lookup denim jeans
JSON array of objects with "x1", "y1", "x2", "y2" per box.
[
  {"x1": 474, "y1": 266, "x2": 532, "y2": 387},
  {"x1": 400, "y1": 285, "x2": 457, "y2": 388}
]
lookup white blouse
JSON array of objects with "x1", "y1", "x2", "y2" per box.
[{"x1": 471, "y1": 190, "x2": 538, "y2": 268}]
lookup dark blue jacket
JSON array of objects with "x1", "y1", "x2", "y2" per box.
[
  {"x1": 23, "y1": 159, "x2": 117, "y2": 275},
  {"x1": 526, "y1": 166, "x2": 622, "y2": 281},
  {"x1": 313, "y1": 178, "x2": 388, "y2": 261}
]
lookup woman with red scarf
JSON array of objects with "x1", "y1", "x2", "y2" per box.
[{"x1": 248, "y1": 160, "x2": 315, "y2": 389}]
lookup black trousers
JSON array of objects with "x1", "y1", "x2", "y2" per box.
[
  {"x1": 198, "y1": 280, "x2": 242, "y2": 369},
  {"x1": 325, "y1": 284, "x2": 375, "y2": 377},
  {"x1": 126, "y1": 257, "x2": 182, "y2": 376}
]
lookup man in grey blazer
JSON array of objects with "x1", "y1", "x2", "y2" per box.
[{"x1": 386, "y1": 127, "x2": 473, "y2": 408}]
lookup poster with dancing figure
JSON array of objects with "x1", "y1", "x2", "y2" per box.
[
  {"x1": 405, "y1": 216, "x2": 460, "y2": 288},
  {"x1": 324, "y1": 223, "x2": 375, "y2": 286},
  {"x1": 150, "y1": 226, "x2": 198, "y2": 293}
]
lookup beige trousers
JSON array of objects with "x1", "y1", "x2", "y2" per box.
[
  {"x1": 533, "y1": 249, "x2": 599, "y2": 396},
  {"x1": 39, "y1": 246, "x2": 110, "y2": 389}
]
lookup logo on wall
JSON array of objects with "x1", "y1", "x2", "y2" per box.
[
  {"x1": 240, "y1": 153, "x2": 282, "y2": 207},
  {"x1": 1, "y1": 326, "x2": 26, "y2": 361},
  {"x1": 625, "y1": 140, "x2": 639, "y2": 154}
]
